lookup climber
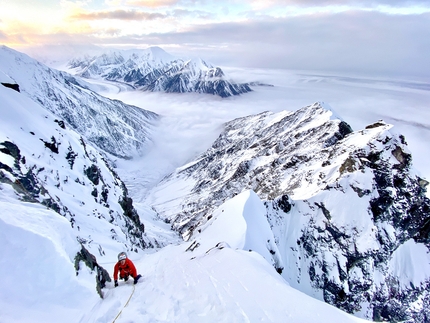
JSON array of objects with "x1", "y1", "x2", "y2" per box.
[{"x1": 113, "y1": 252, "x2": 141, "y2": 287}]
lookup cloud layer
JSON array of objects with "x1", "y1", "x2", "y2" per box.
[
  {"x1": 71, "y1": 10, "x2": 166, "y2": 20},
  {"x1": 1, "y1": 0, "x2": 429, "y2": 78}
]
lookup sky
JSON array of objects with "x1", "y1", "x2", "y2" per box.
[{"x1": 1, "y1": 0, "x2": 430, "y2": 78}]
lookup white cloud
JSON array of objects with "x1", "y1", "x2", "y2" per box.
[{"x1": 94, "y1": 10, "x2": 429, "y2": 78}]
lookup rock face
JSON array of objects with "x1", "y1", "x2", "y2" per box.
[
  {"x1": 0, "y1": 45, "x2": 158, "y2": 159},
  {"x1": 68, "y1": 47, "x2": 252, "y2": 97},
  {"x1": 1, "y1": 70, "x2": 20, "y2": 92},
  {"x1": 147, "y1": 102, "x2": 430, "y2": 322},
  {"x1": 0, "y1": 92, "x2": 153, "y2": 255}
]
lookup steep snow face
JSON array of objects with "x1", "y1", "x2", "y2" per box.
[
  {"x1": 67, "y1": 47, "x2": 252, "y2": 97},
  {"x1": 0, "y1": 45, "x2": 158, "y2": 158},
  {"x1": 146, "y1": 102, "x2": 430, "y2": 322},
  {"x1": 0, "y1": 191, "x2": 99, "y2": 323},
  {"x1": 0, "y1": 83, "x2": 159, "y2": 286}
]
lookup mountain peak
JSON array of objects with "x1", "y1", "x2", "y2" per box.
[
  {"x1": 147, "y1": 46, "x2": 173, "y2": 59},
  {"x1": 146, "y1": 102, "x2": 430, "y2": 322}
]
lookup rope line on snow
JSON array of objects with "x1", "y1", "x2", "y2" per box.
[{"x1": 112, "y1": 284, "x2": 135, "y2": 323}]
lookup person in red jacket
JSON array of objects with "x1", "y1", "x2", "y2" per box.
[{"x1": 113, "y1": 252, "x2": 141, "y2": 287}]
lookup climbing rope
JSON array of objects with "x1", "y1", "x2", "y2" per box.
[{"x1": 112, "y1": 284, "x2": 135, "y2": 323}]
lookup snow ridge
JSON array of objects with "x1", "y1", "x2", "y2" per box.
[
  {"x1": 0, "y1": 45, "x2": 158, "y2": 159},
  {"x1": 0, "y1": 83, "x2": 156, "y2": 253}
]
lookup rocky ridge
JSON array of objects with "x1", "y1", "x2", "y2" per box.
[{"x1": 147, "y1": 102, "x2": 430, "y2": 322}]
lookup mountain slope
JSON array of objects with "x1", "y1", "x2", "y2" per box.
[
  {"x1": 68, "y1": 47, "x2": 253, "y2": 97},
  {"x1": 0, "y1": 45, "x2": 158, "y2": 159},
  {"x1": 0, "y1": 192, "x2": 98, "y2": 323},
  {"x1": 146, "y1": 102, "x2": 430, "y2": 322},
  {"x1": 0, "y1": 48, "x2": 194, "y2": 322},
  {"x1": 1, "y1": 47, "x2": 369, "y2": 323},
  {"x1": 0, "y1": 180, "x2": 369, "y2": 323},
  {"x1": 2, "y1": 46, "x2": 429, "y2": 322},
  {"x1": 0, "y1": 78, "x2": 163, "y2": 296}
]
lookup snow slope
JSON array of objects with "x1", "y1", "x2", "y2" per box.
[
  {"x1": 85, "y1": 243, "x2": 369, "y2": 323},
  {"x1": 0, "y1": 82, "x2": 152, "y2": 252},
  {"x1": 0, "y1": 162, "x2": 371, "y2": 322},
  {"x1": 0, "y1": 188, "x2": 99, "y2": 323}
]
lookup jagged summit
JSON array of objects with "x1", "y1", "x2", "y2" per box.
[
  {"x1": 147, "y1": 102, "x2": 430, "y2": 322},
  {"x1": 67, "y1": 47, "x2": 252, "y2": 97}
]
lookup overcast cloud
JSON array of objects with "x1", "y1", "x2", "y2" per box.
[
  {"x1": 267, "y1": 0, "x2": 428, "y2": 6},
  {"x1": 1, "y1": 0, "x2": 429, "y2": 78},
  {"x1": 100, "y1": 10, "x2": 429, "y2": 78},
  {"x1": 71, "y1": 10, "x2": 167, "y2": 21}
]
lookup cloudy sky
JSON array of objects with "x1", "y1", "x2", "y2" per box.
[{"x1": 1, "y1": 0, "x2": 429, "y2": 77}]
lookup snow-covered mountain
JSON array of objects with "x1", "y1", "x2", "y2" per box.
[
  {"x1": 0, "y1": 45, "x2": 167, "y2": 301},
  {"x1": 0, "y1": 47, "x2": 369, "y2": 323},
  {"x1": 147, "y1": 102, "x2": 430, "y2": 322},
  {"x1": 67, "y1": 47, "x2": 253, "y2": 97},
  {"x1": 2, "y1": 45, "x2": 429, "y2": 323},
  {"x1": 0, "y1": 45, "x2": 158, "y2": 159},
  {"x1": 0, "y1": 75, "x2": 160, "y2": 299}
]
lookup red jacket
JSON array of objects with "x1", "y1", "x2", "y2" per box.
[{"x1": 113, "y1": 258, "x2": 137, "y2": 280}]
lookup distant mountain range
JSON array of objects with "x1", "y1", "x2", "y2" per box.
[{"x1": 67, "y1": 47, "x2": 253, "y2": 97}]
